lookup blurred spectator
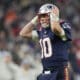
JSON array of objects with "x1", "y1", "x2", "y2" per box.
[
  {"x1": 0, "y1": 39, "x2": 8, "y2": 51},
  {"x1": 69, "y1": 39, "x2": 80, "y2": 80},
  {"x1": 20, "y1": 59, "x2": 41, "y2": 80},
  {"x1": 0, "y1": 49, "x2": 26, "y2": 80}
]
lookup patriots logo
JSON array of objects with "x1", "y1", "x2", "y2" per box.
[{"x1": 47, "y1": 5, "x2": 52, "y2": 9}]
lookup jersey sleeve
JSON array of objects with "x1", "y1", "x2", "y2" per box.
[
  {"x1": 61, "y1": 22, "x2": 72, "y2": 41},
  {"x1": 32, "y1": 30, "x2": 39, "y2": 41}
]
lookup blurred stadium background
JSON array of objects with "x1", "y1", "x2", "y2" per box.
[{"x1": 0, "y1": 0, "x2": 80, "y2": 80}]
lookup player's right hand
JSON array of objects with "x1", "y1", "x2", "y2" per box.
[{"x1": 30, "y1": 16, "x2": 38, "y2": 25}]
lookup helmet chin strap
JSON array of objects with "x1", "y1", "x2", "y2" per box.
[{"x1": 41, "y1": 23, "x2": 49, "y2": 28}]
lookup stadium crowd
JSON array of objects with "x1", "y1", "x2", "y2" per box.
[{"x1": 0, "y1": 0, "x2": 80, "y2": 80}]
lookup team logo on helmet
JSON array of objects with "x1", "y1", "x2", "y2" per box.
[{"x1": 38, "y1": 4, "x2": 56, "y2": 14}]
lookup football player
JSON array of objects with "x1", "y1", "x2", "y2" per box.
[{"x1": 20, "y1": 3, "x2": 72, "y2": 80}]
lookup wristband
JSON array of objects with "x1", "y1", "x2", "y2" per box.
[{"x1": 60, "y1": 29, "x2": 67, "y2": 41}]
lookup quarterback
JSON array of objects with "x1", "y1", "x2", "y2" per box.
[{"x1": 20, "y1": 3, "x2": 72, "y2": 80}]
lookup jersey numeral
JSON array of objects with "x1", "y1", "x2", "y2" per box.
[{"x1": 39, "y1": 37, "x2": 52, "y2": 58}]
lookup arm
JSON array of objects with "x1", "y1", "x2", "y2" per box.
[
  {"x1": 50, "y1": 20, "x2": 64, "y2": 36},
  {"x1": 19, "y1": 16, "x2": 38, "y2": 38},
  {"x1": 50, "y1": 9, "x2": 66, "y2": 40}
]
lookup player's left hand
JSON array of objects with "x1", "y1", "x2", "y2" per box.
[
  {"x1": 50, "y1": 6, "x2": 59, "y2": 22},
  {"x1": 51, "y1": 6, "x2": 59, "y2": 17}
]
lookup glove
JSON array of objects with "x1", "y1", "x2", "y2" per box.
[
  {"x1": 50, "y1": 7, "x2": 59, "y2": 22},
  {"x1": 50, "y1": 12, "x2": 59, "y2": 22},
  {"x1": 30, "y1": 16, "x2": 38, "y2": 25}
]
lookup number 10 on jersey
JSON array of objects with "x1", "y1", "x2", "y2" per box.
[{"x1": 39, "y1": 37, "x2": 52, "y2": 58}]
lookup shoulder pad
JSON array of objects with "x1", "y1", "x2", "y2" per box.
[{"x1": 59, "y1": 19, "x2": 71, "y2": 29}]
